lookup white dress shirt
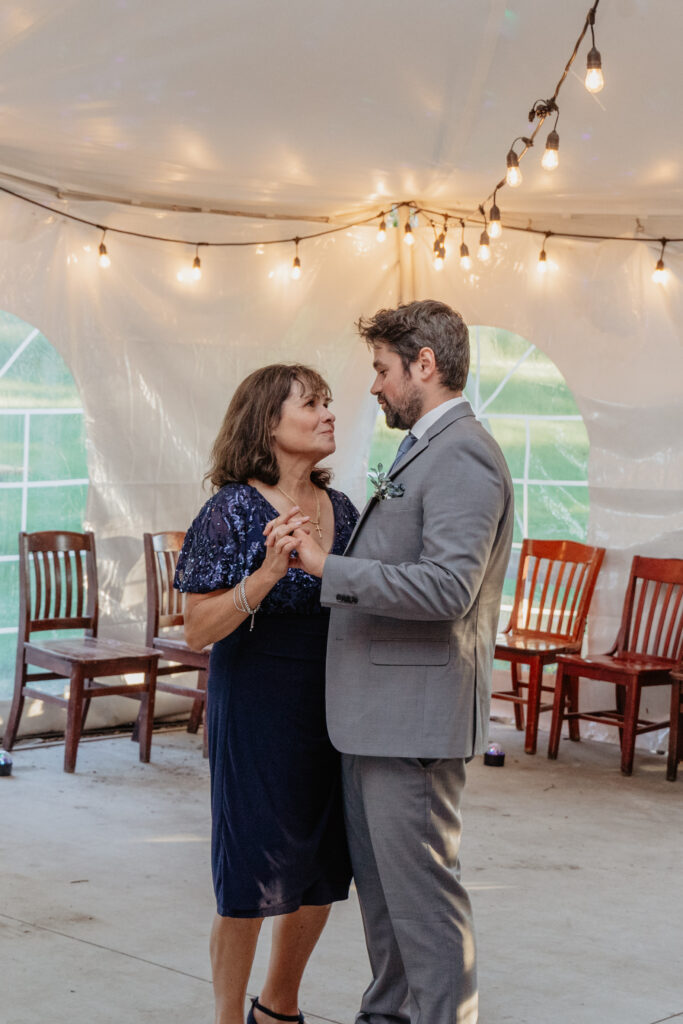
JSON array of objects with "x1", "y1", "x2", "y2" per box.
[{"x1": 410, "y1": 395, "x2": 468, "y2": 439}]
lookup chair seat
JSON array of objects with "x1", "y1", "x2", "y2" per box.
[
  {"x1": 154, "y1": 636, "x2": 211, "y2": 655},
  {"x1": 556, "y1": 651, "x2": 677, "y2": 675},
  {"x1": 496, "y1": 632, "x2": 581, "y2": 655},
  {"x1": 26, "y1": 636, "x2": 159, "y2": 665}
]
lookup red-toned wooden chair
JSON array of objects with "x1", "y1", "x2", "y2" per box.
[
  {"x1": 143, "y1": 532, "x2": 210, "y2": 756},
  {"x1": 548, "y1": 556, "x2": 683, "y2": 775},
  {"x1": 3, "y1": 531, "x2": 159, "y2": 773},
  {"x1": 493, "y1": 539, "x2": 605, "y2": 754},
  {"x1": 666, "y1": 668, "x2": 683, "y2": 782}
]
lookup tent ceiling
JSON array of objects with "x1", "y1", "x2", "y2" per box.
[{"x1": 0, "y1": 0, "x2": 680, "y2": 227}]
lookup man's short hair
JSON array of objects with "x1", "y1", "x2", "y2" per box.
[{"x1": 356, "y1": 299, "x2": 470, "y2": 392}]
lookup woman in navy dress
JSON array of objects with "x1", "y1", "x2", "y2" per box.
[{"x1": 174, "y1": 364, "x2": 357, "y2": 1024}]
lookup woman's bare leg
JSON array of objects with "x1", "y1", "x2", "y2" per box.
[
  {"x1": 211, "y1": 913, "x2": 263, "y2": 1024},
  {"x1": 254, "y1": 904, "x2": 332, "y2": 1023}
]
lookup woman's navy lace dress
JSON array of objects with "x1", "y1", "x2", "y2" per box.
[{"x1": 174, "y1": 483, "x2": 358, "y2": 918}]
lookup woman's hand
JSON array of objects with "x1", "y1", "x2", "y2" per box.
[
  {"x1": 261, "y1": 507, "x2": 311, "y2": 581},
  {"x1": 287, "y1": 525, "x2": 328, "y2": 579}
]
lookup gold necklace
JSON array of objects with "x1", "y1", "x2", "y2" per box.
[{"x1": 275, "y1": 481, "x2": 323, "y2": 540}]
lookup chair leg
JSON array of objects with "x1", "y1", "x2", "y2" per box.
[
  {"x1": 620, "y1": 682, "x2": 640, "y2": 776},
  {"x1": 3, "y1": 652, "x2": 27, "y2": 750},
  {"x1": 548, "y1": 667, "x2": 568, "y2": 759},
  {"x1": 567, "y1": 677, "x2": 581, "y2": 742},
  {"x1": 667, "y1": 680, "x2": 681, "y2": 782},
  {"x1": 187, "y1": 668, "x2": 207, "y2": 734},
  {"x1": 615, "y1": 686, "x2": 626, "y2": 752},
  {"x1": 64, "y1": 666, "x2": 85, "y2": 773},
  {"x1": 81, "y1": 693, "x2": 92, "y2": 732},
  {"x1": 524, "y1": 659, "x2": 543, "y2": 755},
  {"x1": 137, "y1": 659, "x2": 157, "y2": 763},
  {"x1": 510, "y1": 663, "x2": 525, "y2": 731}
]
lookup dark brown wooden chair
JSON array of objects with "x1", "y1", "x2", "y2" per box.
[
  {"x1": 666, "y1": 668, "x2": 683, "y2": 782},
  {"x1": 493, "y1": 539, "x2": 605, "y2": 754},
  {"x1": 143, "y1": 531, "x2": 210, "y2": 756},
  {"x1": 3, "y1": 531, "x2": 159, "y2": 773},
  {"x1": 548, "y1": 555, "x2": 683, "y2": 775}
]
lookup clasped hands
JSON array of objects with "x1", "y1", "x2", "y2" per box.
[{"x1": 263, "y1": 506, "x2": 328, "y2": 578}]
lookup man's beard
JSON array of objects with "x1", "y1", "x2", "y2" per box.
[{"x1": 381, "y1": 383, "x2": 423, "y2": 431}]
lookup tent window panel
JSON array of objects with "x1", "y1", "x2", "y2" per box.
[
  {"x1": 527, "y1": 420, "x2": 589, "y2": 482},
  {"x1": 0, "y1": 416, "x2": 24, "y2": 482},
  {"x1": 26, "y1": 484, "x2": 89, "y2": 534},
  {"x1": 0, "y1": 490, "x2": 22, "y2": 557},
  {"x1": 29, "y1": 414, "x2": 88, "y2": 481},
  {"x1": 526, "y1": 484, "x2": 590, "y2": 542},
  {"x1": 0, "y1": 311, "x2": 88, "y2": 700}
]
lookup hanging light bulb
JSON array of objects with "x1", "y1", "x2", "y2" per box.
[
  {"x1": 585, "y1": 46, "x2": 604, "y2": 93},
  {"x1": 290, "y1": 238, "x2": 302, "y2": 279},
  {"x1": 489, "y1": 201, "x2": 502, "y2": 239},
  {"x1": 97, "y1": 230, "x2": 111, "y2": 268},
  {"x1": 192, "y1": 246, "x2": 202, "y2": 281},
  {"x1": 652, "y1": 240, "x2": 668, "y2": 284},
  {"x1": 432, "y1": 238, "x2": 445, "y2": 271},
  {"x1": 459, "y1": 221, "x2": 471, "y2": 270},
  {"x1": 584, "y1": 11, "x2": 604, "y2": 93},
  {"x1": 376, "y1": 216, "x2": 387, "y2": 243},
  {"x1": 478, "y1": 229, "x2": 491, "y2": 262},
  {"x1": 537, "y1": 243, "x2": 548, "y2": 274},
  {"x1": 506, "y1": 149, "x2": 522, "y2": 188},
  {"x1": 541, "y1": 130, "x2": 560, "y2": 171},
  {"x1": 404, "y1": 221, "x2": 415, "y2": 246}
]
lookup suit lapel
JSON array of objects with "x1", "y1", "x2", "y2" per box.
[{"x1": 343, "y1": 401, "x2": 475, "y2": 554}]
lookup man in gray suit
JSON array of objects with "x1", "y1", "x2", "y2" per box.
[{"x1": 292, "y1": 300, "x2": 513, "y2": 1024}]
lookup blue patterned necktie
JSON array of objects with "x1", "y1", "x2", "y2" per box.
[{"x1": 389, "y1": 431, "x2": 417, "y2": 473}]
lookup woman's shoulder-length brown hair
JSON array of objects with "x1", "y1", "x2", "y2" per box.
[{"x1": 205, "y1": 363, "x2": 333, "y2": 492}]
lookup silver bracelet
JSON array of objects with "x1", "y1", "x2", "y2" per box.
[{"x1": 233, "y1": 575, "x2": 261, "y2": 630}]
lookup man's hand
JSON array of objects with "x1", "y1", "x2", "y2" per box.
[{"x1": 289, "y1": 527, "x2": 328, "y2": 578}]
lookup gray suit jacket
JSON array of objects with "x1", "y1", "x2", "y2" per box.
[{"x1": 321, "y1": 401, "x2": 513, "y2": 758}]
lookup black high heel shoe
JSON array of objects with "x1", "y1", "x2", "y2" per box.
[{"x1": 246, "y1": 997, "x2": 304, "y2": 1024}]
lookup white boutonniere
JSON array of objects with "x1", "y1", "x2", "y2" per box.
[{"x1": 367, "y1": 464, "x2": 405, "y2": 500}]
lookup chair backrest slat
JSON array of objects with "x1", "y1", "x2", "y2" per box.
[
  {"x1": 507, "y1": 539, "x2": 605, "y2": 644},
  {"x1": 143, "y1": 531, "x2": 187, "y2": 644},
  {"x1": 19, "y1": 531, "x2": 98, "y2": 636},
  {"x1": 617, "y1": 557, "x2": 683, "y2": 659}
]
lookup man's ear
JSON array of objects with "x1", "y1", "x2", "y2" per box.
[{"x1": 416, "y1": 346, "x2": 438, "y2": 380}]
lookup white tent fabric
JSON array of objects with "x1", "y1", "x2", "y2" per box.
[{"x1": 1, "y1": 0, "x2": 682, "y2": 745}]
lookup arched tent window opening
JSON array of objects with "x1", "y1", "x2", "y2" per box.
[
  {"x1": 0, "y1": 312, "x2": 88, "y2": 701},
  {"x1": 367, "y1": 325, "x2": 590, "y2": 620}
]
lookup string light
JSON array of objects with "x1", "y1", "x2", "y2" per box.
[
  {"x1": 542, "y1": 129, "x2": 560, "y2": 171},
  {"x1": 537, "y1": 234, "x2": 550, "y2": 273},
  {"x1": 192, "y1": 245, "x2": 202, "y2": 281},
  {"x1": 506, "y1": 148, "x2": 523, "y2": 188},
  {"x1": 585, "y1": 9, "x2": 604, "y2": 93},
  {"x1": 403, "y1": 221, "x2": 415, "y2": 246},
  {"x1": 376, "y1": 215, "x2": 387, "y2": 243},
  {"x1": 652, "y1": 239, "x2": 668, "y2": 284},
  {"x1": 291, "y1": 238, "x2": 302, "y2": 280},
  {"x1": 489, "y1": 199, "x2": 502, "y2": 239},
  {"x1": 97, "y1": 230, "x2": 111, "y2": 268},
  {"x1": 478, "y1": 228, "x2": 491, "y2": 262},
  {"x1": 458, "y1": 220, "x2": 471, "y2": 270}
]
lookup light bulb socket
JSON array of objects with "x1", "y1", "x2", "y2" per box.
[
  {"x1": 99, "y1": 242, "x2": 108, "y2": 257},
  {"x1": 586, "y1": 45, "x2": 602, "y2": 71},
  {"x1": 539, "y1": 249, "x2": 547, "y2": 262},
  {"x1": 460, "y1": 242, "x2": 469, "y2": 258},
  {"x1": 293, "y1": 256, "x2": 301, "y2": 269},
  {"x1": 506, "y1": 149, "x2": 520, "y2": 170},
  {"x1": 545, "y1": 130, "x2": 559, "y2": 152},
  {"x1": 479, "y1": 229, "x2": 490, "y2": 246},
  {"x1": 655, "y1": 258, "x2": 665, "y2": 272},
  {"x1": 192, "y1": 255, "x2": 201, "y2": 270},
  {"x1": 489, "y1": 203, "x2": 501, "y2": 224}
]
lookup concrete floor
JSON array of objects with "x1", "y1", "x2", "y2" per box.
[{"x1": 1, "y1": 722, "x2": 681, "y2": 1024}]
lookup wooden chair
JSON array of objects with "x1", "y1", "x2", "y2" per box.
[
  {"x1": 667, "y1": 668, "x2": 683, "y2": 781},
  {"x1": 493, "y1": 539, "x2": 605, "y2": 754},
  {"x1": 548, "y1": 555, "x2": 683, "y2": 775},
  {"x1": 143, "y1": 532, "x2": 210, "y2": 756},
  {"x1": 3, "y1": 531, "x2": 159, "y2": 773}
]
